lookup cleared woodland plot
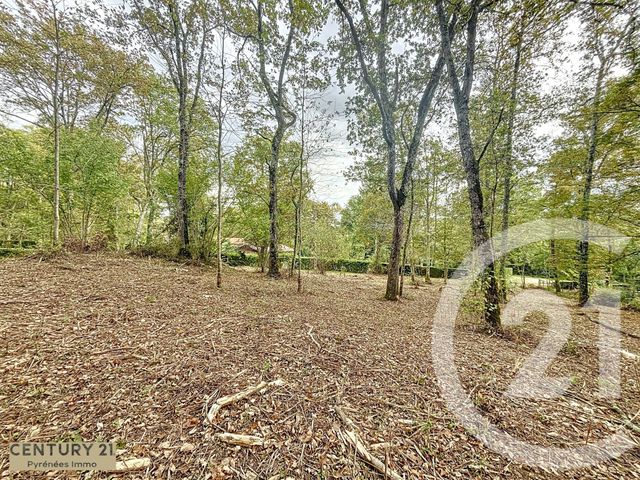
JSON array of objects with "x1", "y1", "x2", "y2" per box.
[{"x1": 1, "y1": 254, "x2": 639, "y2": 479}]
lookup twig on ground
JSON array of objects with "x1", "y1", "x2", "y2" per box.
[
  {"x1": 216, "y1": 433, "x2": 264, "y2": 447},
  {"x1": 334, "y1": 406, "x2": 403, "y2": 480},
  {"x1": 115, "y1": 457, "x2": 151, "y2": 471},
  {"x1": 206, "y1": 378, "x2": 285, "y2": 423},
  {"x1": 306, "y1": 323, "x2": 321, "y2": 349}
]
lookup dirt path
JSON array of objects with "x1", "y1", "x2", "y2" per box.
[{"x1": 0, "y1": 253, "x2": 638, "y2": 479}]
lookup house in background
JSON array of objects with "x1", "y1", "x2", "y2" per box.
[
  {"x1": 225, "y1": 237, "x2": 293, "y2": 255},
  {"x1": 226, "y1": 237, "x2": 259, "y2": 254}
]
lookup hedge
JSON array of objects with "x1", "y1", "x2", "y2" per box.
[{"x1": 223, "y1": 252, "x2": 462, "y2": 277}]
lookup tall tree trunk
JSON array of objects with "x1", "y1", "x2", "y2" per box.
[
  {"x1": 267, "y1": 131, "x2": 283, "y2": 277},
  {"x1": 399, "y1": 179, "x2": 415, "y2": 297},
  {"x1": 52, "y1": 0, "x2": 61, "y2": 246},
  {"x1": 550, "y1": 238, "x2": 560, "y2": 294},
  {"x1": 443, "y1": 211, "x2": 448, "y2": 285},
  {"x1": 296, "y1": 69, "x2": 306, "y2": 293},
  {"x1": 290, "y1": 211, "x2": 298, "y2": 276},
  {"x1": 216, "y1": 29, "x2": 226, "y2": 288},
  {"x1": 256, "y1": 0, "x2": 296, "y2": 279},
  {"x1": 500, "y1": 14, "x2": 524, "y2": 301},
  {"x1": 437, "y1": 0, "x2": 500, "y2": 328},
  {"x1": 578, "y1": 64, "x2": 605, "y2": 306},
  {"x1": 177, "y1": 93, "x2": 190, "y2": 257},
  {"x1": 335, "y1": 0, "x2": 447, "y2": 300}
]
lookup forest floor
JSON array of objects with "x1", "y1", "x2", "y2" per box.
[{"x1": 1, "y1": 253, "x2": 639, "y2": 479}]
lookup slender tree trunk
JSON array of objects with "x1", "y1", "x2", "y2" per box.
[
  {"x1": 290, "y1": 211, "x2": 298, "y2": 276},
  {"x1": 146, "y1": 200, "x2": 156, "y2": 245},
  {"x1": 52, "y1": 0, "x2": 61, "y2": 246},
  {"x1": 268, "y1": 131, "x2": 283, "y2": 277},
  {"x1": 500, "y1": 15, "x2": 524, "y2": 301},
  {"x1": 443, "y1": 212, "x2": 448, "y2": 284},
  {"x1": 216, "y1": 30, "x2": 226, "y2": 288},
  {"x1": 296, "y1": 172, "x2": 303, "y2": 293},
  {"x1": 550, "y1": 238, "x2": 560, "y2": 294},
  {"x1": 296, "y1": 72, "x2": 306, "y2": 293},
  {"x1": 578, "y1": 64, "x2": 605, "y2": 306},
  {"x1": 177, "y1": 93, "x2": 190, "y2": 257},
  {"x1": 437, "y1": 0, "x2": 500, "y2": 328},
  {"x1": 399, "y1": 179, "x2": 415, "y2": 297}
]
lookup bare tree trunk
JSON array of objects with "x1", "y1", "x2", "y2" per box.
[
  {"x1": 399, "y1": 179, "x2": 415, "y2": 297},
  {"x1": 177, "y1": 91, "x2": 190, "y2": 256},
  {"x1": 550, "y1": 238, "x2": 560, "y2": 294},
  {"x1": 51, "y1": 0, "x2": 61, "y2": 246},
  {"x1": 216, "y1": 29, "x2": 227, "y2": 288},
  {"x1": 424, "y1": 160, "x2": 435, "y2": 285},
  {"x1": 296, "y1": 68, "x2": 306, "y2": 293},
  {"x1": 290, "y1": 213, "x2": 298, "y2": 276},
  {"x1": 437, "y1": 0, "x2": 500, "y2": 328},
  {"x1": 386, "y1": 205, "x2": 404, "y2": 299},
  {"x1": 267, "y1": 137, "x2": 281, "y2": 277},
  {"x1": 256, "y1": 0, "x2": 296, "y2": 279},
  {"x1": 132, "y1": 0, "x2": 208, "y2": 257},
  {"x1": 578, "y1": 64, "x2": 605, "y2": 305},
  {"x1": 500, "y1": 14, "x2": 524, "y2": 301}
]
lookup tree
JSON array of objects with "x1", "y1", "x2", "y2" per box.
[
  {"x1": 573, "y1": 2, "x2": 635, "y2": 305},
  {"x1": 126, "y1": 71, "x2": 177, "y2": 246},
  {"x1": 131, "y1": 0, "x2": 210, "y2": 257},
  {"x1": 334, "y1": 0, "x2": 453, "y2": 300},
  {"x1": 0, "y1": 0, "x2": 65, "y2": 245},
  {"x1": 436, "y1": 0, "x2": 501, "y2": 328},
  {"x1": 0, "y1": 0, "x2": 139, "y2": 245}
]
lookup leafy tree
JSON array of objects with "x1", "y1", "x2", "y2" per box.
[
  {"x1": 131, "y1": 0, "x2": 211, "y2": 256},
  {"x1": 333, "y1": 0, "x2": 453, "y2": 300}
]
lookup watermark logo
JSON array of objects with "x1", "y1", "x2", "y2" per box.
[{"x1": 432, "y1": 218, "x2": 634, "y2": 470}]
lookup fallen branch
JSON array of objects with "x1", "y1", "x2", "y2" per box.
[
  {"x1": 115, "y1": 457, "x2": 150, "y2": 471},
  {"x1": 305, "y1": 323, "x2": 321, "y2": 349},
  {"x1": 335, "y1": 406, "x2": 402, "y2": 480},
  {"x1": 216, "y1": 432, "x2": 264, "y2": 447},
  {"x1": 206, "y1": 378, "x2": 285, "y2": 423}
]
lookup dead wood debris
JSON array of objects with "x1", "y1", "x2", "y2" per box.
[
  {"x1": 215, "y1": 432, "x2": 265, "y2": 447},
  {"x1": 115, "y1": 457, "x2": 151, "y2": 471},
  {"x1": 206, "y1": 378, "x2": 285, "y2": 423},
  {"x1": 335, "y1": 406, "x2": 403, "y2": 480}
]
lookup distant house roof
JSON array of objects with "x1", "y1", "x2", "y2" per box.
[
  {"x1": 226, "y1": 238, "x2": 259, "y2": 253},
  {"x1": 226, "y1": 237, "x2": 293, "y2": 254}
]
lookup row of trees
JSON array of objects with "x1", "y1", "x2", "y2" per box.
[{"x1": 1, "y1": 0, "x2": 638, "y2": 328}]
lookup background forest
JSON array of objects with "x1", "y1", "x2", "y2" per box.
[{"x1": 1, "y1": 0, "x2": 639, "y2": 314}]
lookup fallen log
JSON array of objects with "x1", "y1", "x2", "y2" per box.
[
  {"x1": 206, "y1": 378, "x2": 284, "y2": 423},
  {"x1": 335, "y1": 406, "x2": 402, "y2": 480},
  {"x1": 216, "y1": 433, "x2": 264, "y2": 447},
  {"x1": 115, "y1": 457, "x2": 150, "y2": 471}
]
